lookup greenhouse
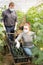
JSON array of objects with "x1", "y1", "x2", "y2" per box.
[{"x1": 0, "y1": 0, "x2": 43, "y2": 65}]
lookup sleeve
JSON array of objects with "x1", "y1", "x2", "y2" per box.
[
  {"x1": 16, "y1": 33, "x2": 23, "y2": 41},
  {"x1": 2, "y1": 11, "x2": 6, "y2": 21},
  {"x1": 32, "y1": 32, "x2": 36, "y2": 40}
]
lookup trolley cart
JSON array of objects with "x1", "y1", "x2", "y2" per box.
[{"x1": 6, "y1": 32, "x2": 32, "y2": 65}]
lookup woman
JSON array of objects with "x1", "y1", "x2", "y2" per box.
[{"x1": 15, "y1": 23, "x2": 36, "y2": 57}]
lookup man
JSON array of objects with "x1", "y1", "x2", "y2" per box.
[
  {"x1": 2, "y1": 2, "x2": 18, "y2": 41},
  {"x1": 2, "y1": 2, "x2": 18, "y2": 57},
  {"x1": 15, "y1": 23, "x2": 36, "y2": 57}
]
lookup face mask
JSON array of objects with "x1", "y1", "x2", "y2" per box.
[
  {"x1": 23, "y1": 29, "x2": 28, "y2": 33},
  {"x1": 23, "y1": 26, "x2": 29, "y2": 33},
  {"x1": 9, "y1": 8, "x2": 14, "y2": 11}
]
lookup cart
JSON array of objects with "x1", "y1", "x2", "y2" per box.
[{"x1": 6, "y1": 32, "x2": 32, "y2": 65}]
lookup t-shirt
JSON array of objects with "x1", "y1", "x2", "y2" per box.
[{"x1": 16, "y1": 31, "x2": 36, "y2": 48}]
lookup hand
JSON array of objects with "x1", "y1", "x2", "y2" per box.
[
  {"x1": 15, "y1": 39, "x2": 20, "y2": 49},
  {"x1": 16, "y1": 42, "x2": 20, "y2": 49},
  {"x1": 14, "y1": 26, "x2": 17, "y2": 31},
  {"x1": 14, "y1": 22, "x2": 17, "y2": 31}
]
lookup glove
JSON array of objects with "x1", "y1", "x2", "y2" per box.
[
  {"x1": 16, "y1": 42, "x2": 20, "y2": 49},
  {"x1": 15, "y1": 39, "x2": 20, "y2": 49},
  {"x1": 14, "y1": 22, "x2": 17, "y2": 31},
  {"x1": 14, "y1": 26, "x2": 17, "y2": 31}
]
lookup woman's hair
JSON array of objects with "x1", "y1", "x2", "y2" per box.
[
  {"x1": 19, "y1": 22, "x2": 30, "y2": 30},
  {"x1": 24, "y1": 22, "x2": 31, "y2": 30},
  {"x1": 9, "y1": 2, "x2": 14, "y2": 7},
  {"x1": 24, "y1": 22, "x2": 30, "y2": 27}
]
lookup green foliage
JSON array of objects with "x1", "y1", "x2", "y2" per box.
[
  {"x1": 32, "y1": 46, "x2": 43, "y2": 65},
  {"x1": 33, "y1": 22, "x2": 43, "y2": 48},
  {"x1": 26, "y1": 3, "x2": 43, "y2": 25},
  {"x1": 16, "y1": 10, "x2": 24, "y2": 22},
  {"x1": 0, "y1": 5, "x2": 6, "y2": 20},
  {"x1": 0, "y1": 9, "x2": 2, "y2": 20},
  {"x1": 0, "y1": 22, "x2": 6, "y2": 52},
  {"x1": 16, "y1": 10, "x2": 25, "y2": 28},
  {"x1": 26, "y1": 4, "x2": 43, "y2": 64},
  {"x1": 26, "y1": 5, "x2": 43, "y2": 64},
  {"x1": 32, "y1": 22, "x2": 43, "y2": 65}
]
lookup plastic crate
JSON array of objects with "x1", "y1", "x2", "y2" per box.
[{"x1": 14, "y1": 57, "x2": 29, "y2": 63}]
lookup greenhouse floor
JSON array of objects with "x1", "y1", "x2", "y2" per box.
[{"x1": 0, "y1": 53, "x2": 36, "y2": 65}]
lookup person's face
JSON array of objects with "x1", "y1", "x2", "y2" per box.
[
  {"x1": 9, "y1": 5, "x2": 14, "y2": 9},
  {"x1": 23, "y1": 23, "x2": 30, "y2": 33},
  {"x1": 9, "y1": 5, "x2": 15, "y2": 11}
]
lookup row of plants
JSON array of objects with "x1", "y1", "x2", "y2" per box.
[
  {"x1": 32, "y1": 22, "x2": 43, "y2": 65},
  {"x1": 0, "y1": 22, "x2": 5, "y2": 51},
  {"x1": 26, "y1": 3, "x2": 43, "y2": 65},
  {"x1": 0, "y1": 22, "x2": 6, "y2": 62},
  {"x1": 26, "y1": 3, "x2": 43, "y2": 24}
]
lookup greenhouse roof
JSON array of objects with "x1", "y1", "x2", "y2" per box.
[{"x1": 0, "y1": 0, "x2": 43, "y2": 13}]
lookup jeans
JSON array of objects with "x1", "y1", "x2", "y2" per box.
[
  {"x1": 5, "y1": 26, "x2": 15, "y2": 57},
  {"x1": 5, "y1": 26, "x2": 14, "y2": 41},
  {"x1": 23, "y1": 46, "x2": 34, "y2": 56}
]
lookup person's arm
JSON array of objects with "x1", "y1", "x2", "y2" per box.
[
  {"x1": 15, "y1": 33, "x2": 23, "y2": 48},
  {"x1": 2, "y1": 11, "x2": 6, "y2": 31},
  {"x1": 14, "y1": 11, "x2": 18, "y2": 31},
  {"x1": 2, "y1": 11, "x2": 7, "y2": 20}
]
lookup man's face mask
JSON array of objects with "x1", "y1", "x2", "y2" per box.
[
  {"x1": 23, "y1": 26, "x2": 29, "y2": 33},
  {"x1": 9, "y1": 8, "x2": 14, "y2": 11}
]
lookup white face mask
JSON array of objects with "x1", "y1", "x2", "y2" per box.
[
  {"x1": 23, "y1": 26, "x2": 29, "y2": 33},
  {"x1": 9, "y1": 8, "x2": 14, "y2": 11},
  {"x1": 23, "y1": 29, "x2": 28, "y2": 33}
]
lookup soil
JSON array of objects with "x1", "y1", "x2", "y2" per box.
[{"x1": 0, "y1": 53, "x2": 36, "y2": 65}]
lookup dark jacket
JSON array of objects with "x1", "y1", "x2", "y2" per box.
[{"x1": 2, "y1": 9, "x2": 17, "y2": 26}]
